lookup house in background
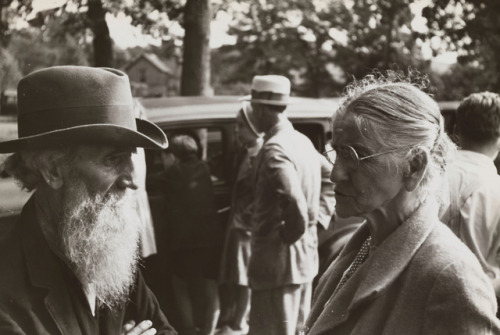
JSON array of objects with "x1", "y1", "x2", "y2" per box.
[{"x1": 123, "y1": 53, "x2": 179, "y2": 97}]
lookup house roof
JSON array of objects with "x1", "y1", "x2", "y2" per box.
[{"x1": 125, "y1": 53, "x2": 171, "y2": 74}]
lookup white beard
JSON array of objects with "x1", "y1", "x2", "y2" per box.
[{"x1": 59, "y1": 178, "x2": 141, "y2": 310}]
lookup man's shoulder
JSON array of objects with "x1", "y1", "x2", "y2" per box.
[
  {"x1": 0, "y1": 224, "x2": 22, "y2": 257},
  {"x1": 0, "y1": 226, "x2": 27, "y2": 292},
  {"x1": 265, "y1": 128, "x2": 315, "y2": 151},
  {"x1": 449, "y1": 153, "x2": 500, "y2": 194}
]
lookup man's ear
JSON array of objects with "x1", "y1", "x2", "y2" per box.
[
  {"x1": 404, "y1": 148, "x2": 429, "y2": 192},
  {"x1": 39, "y1": 162, "x2": 64, "y2": 190}
]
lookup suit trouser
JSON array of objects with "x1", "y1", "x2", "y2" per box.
[{"x1": 248, "y1": 283, "x2": 312, "y2": 335}]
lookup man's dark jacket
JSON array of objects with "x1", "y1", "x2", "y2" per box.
[{"x1": 0, "y1": 196, "x2": 177, "y2": 335}]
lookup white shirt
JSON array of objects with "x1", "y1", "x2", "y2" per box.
[
  {"x1": 441, "y1": 150, "x2": 500, "y2": 295},
  {"x1": 84, "y1": 284, "x2": 97, "y2": 316}
]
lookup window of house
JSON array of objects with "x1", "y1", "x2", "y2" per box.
[{"x1": 140, "y1": 69, "x2": 147, "y2": 83}]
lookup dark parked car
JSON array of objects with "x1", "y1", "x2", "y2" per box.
[
  {"x1": 0, "y1": 96, "x2": 460, "y2": 230},
  {"x1": 141, "y1": 95, "x2": 340, "y2": 230}
]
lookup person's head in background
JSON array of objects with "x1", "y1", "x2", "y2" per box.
[
  {"x1": 455, "y1": 92, "x2": 500, "y2": 160},
  {"x1": 161, "y1": 134, "x2": 199, "y2": 170},
  {"x1": 244, "y1": 75, "x2": 290, "y2": 133}
]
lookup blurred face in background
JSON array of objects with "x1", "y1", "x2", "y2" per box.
[
  {"x1": 250, "y1": 102, "x2": 265, "y2": 132},
  {"x1": 161, "y1": 151, "x2": 176, "y2": 170},
  {"x1": 235, "y1": 109, "x2": 258, "y2": 147}
]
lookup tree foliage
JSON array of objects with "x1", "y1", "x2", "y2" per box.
[
  {"x1": 0, "y1": 0, "x2": 32, "y2": 47},
  {"x1": 422, "y1": 0, "x2": 500, "y2": 92},
  {"x1": 2, "y1": 0, "x2": 500, "y2": 100},
  {"x1": 7, "y1": 27, "x2": 89, "y2": 74},
  {"x1": 125, "y1": 0, "x2": 214, "y2": 96},
  {"x1": 215, "y1": 0, "x2": 431, "y2": 97},
  {"x1": 0, "y1": 48, "x2": 21, "y2": 91},
  {"x1": 337, "y1": 0, "x2": 428, "y2": 79}
]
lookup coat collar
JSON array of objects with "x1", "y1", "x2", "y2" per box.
[
  {"x1": 263, "y1": 118, "x2": 293, "y2": 142},
  {"x1": 308, "y1": 200, "x2": 439, "y2": 334},
  {"x1": 20, "y1": 195, "x2": 83, "y2": 335},
  {"x1": 253, "y1": 119, "x2": 293, "y2": 183}
]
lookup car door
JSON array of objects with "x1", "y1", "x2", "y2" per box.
[{"x1": 145, "y1": 122, "x2": 235, "y2": 249}]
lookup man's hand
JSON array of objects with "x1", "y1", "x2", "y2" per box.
[{"x1": 121, "y1": 320, "x2": 157, "y2": 335}]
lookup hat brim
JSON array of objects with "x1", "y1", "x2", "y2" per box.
[
  {"x1": 239, "y1": 95, "x2": 290, "y2": 106},
  {"x1": 0, "y1": 118, "x2": 168, "y2": 153}
]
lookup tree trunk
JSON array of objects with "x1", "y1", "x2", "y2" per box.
[
  {"x1": 87, "y1": 0, "x2": 113, "y2": 67},
  {"x1": 0, "y1": 0, "x2": 13, "y2": 48},
  {"x1": 180, "y1": 0, "x2": 212, "y2": 96}
]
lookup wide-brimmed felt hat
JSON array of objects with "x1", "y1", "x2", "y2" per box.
[
  {"x1": 0, "y1": 66, "x2": 168, "y2": 153},
  {"x1": 240, "y1": 75, "x2": 291, "y2": 106}
]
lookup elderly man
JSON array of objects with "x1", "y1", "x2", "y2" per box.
[
  {"x1": 439, "y1": 91, "x2": 500, "y2": 313},
  {"x1": 0, "y1": 66, "x2": 176, "y2": 335},
  {"x1": 244, "y1": 75, "x2": 321, "y2": 335}
]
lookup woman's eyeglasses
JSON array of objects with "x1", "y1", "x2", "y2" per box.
[{"x1": 323, "y1": 143, "x2": 405, "y2": 169}]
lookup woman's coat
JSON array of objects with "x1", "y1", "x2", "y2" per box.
[{"x1": 305, "y1": 200, "x2": 500, "y2": 335}]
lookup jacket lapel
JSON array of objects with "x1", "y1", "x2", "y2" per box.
[
  {"x1": 252, "y1": 120, "x2": 292, "y2": 185},
  {"x1": 309, "y1": 200, "x2": 439, "y2": 334},
  {"x1": 305, "y1": 223, "x2": 367, "y2": 333},
  {"x1": 21, "y1": 196, "x2": 82, "y2": 335}
]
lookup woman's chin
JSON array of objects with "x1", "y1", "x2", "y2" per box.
[
  {"x1": 335, "y1": 197, "x2": 359, "y2": 218},
  {"x1": 334, "y1": 206, "x2": 359, "y2": 219}
]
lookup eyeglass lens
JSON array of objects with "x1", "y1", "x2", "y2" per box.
[
  {"x1": 324, "y1": 144, "x2": 360, "y2": 167},
  {"x1": 338, "y1": 146, "x2": 360, "y2": 167}
]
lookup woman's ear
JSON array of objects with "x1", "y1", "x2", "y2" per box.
[{"x1": 404, "y1": 148, "x2": 429, "y2": 192}]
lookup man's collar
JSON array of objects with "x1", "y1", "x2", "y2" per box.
[{"x1": 264, "y1": 118, "x2": 293, "y2": 141}]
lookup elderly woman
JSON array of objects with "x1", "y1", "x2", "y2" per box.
[{"x1": 304, "y1": 75, "x2": 500, "y2": 334}]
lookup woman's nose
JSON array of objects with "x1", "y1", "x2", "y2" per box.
[{"x1": 330, "y1": 159, "x2": 349, "y2": 183}]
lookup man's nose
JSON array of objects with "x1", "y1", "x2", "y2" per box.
[
  {"x1": 117, "y1": 157, "x2": 139, "y2": 190},
  {"x1": 119, "y1": 175, "x2": 139, "y2": 190}
]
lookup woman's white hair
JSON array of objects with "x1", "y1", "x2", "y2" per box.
[{"x1": 333, "y1": 71, "x2": 456, "y2": 200}]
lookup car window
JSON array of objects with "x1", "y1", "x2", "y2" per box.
[
  {"x1": 200, "y1": 127, "x2": 226, "y2": 183},
  {"x1": 293, "y1": 122, "x2": 327, "y2": 151},
  {"x1": 146, "y1": 126, "x2": 227, "y2": 183}
]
